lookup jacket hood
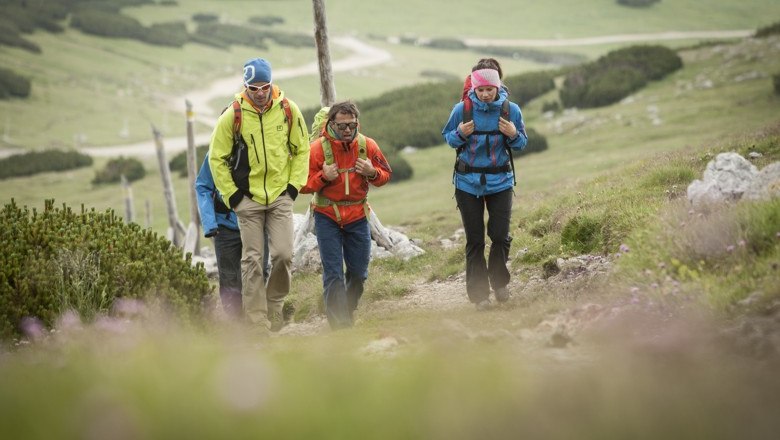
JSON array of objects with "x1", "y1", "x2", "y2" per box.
[
  {"x1": 321, "y1": 122, "x2": 360, "y2": 146},
  {"x1": 468, "y1": 87, "x2": 509, "y2": 112}
]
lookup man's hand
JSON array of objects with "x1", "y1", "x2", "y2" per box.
[
  {"x1": 322, "y1": 162, "x2": 339, "y2": 181},
  {"x1": 355, "y1": 158, "x2": 377, "y2": 179}
]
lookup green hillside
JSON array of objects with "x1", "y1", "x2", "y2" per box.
[
  {"x1": 1, "y1": 0, "x2": 777, "y2": 150},
  {"x1": 1, "y1": 6, "x2": 780, "y2": 437}
]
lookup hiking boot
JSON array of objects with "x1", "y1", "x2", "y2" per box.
[
  {"x1": 475, "y1": 299, "x2": 492, "y2": 311},
  {"x1": 494, "y1": 287, "x2": 510, "y2": 303},
  {"x1": 269, "y1": 312, "x2": 284, "y2": 332}
]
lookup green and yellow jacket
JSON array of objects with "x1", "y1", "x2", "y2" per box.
[{"x1": 209, "y1": 88, "x2": 309, "y2": 208}]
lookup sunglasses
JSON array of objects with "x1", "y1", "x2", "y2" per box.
[
  {"x1": 246, "y1": 83, "x2": 272, "y2": 93},
  {"x1": 332, "y1": 122, "x2": 358, "y2": 131}
]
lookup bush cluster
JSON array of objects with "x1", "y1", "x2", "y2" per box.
[
  {"x1": 92, "y1": 156, "x2": 145, "y2": 185},
  {"x1": 0, "y1": 150, "x2": 92, "y2": 180},
  {"x1": 248, "y1": 16, "x2": 285, "y2": 26},
  {"x1": 71, "y1": 9, "x2": 187, "y2": 47},
  {"x1": 516, "y1": 127, "x2": 548, "y2": 156},
  {"x1": 503, "y1": 70, "x2": 557, "y2": 106},
  {"x1": 755, "y1": 20, "x2": 780, "y2": 38},
  {"x1": 0, "y1": 67, "x2": 31, "y2": 99},
  {"x1": 169, "y1": 145, "x2": 208, "y2": 178},
  {"x1": 0, "y1": 199, "x2": 211, "y2": 340},
  {"x1": 190, "y1": 22, "x2": 313, "y2": 50},
  {"x1": 774, "y1": 73, "x2": 780, "y2": 95},
  {"x1": 560, "y1": 45, "x2": 682, "y2": 108},
  {"x1": 616, "y1": 0, "x2": 660, "y2": 7},
  {"x1": 472, "y1": 46, "x2": 586, "y2": 66}
]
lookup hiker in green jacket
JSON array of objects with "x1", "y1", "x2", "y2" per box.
[{"x1": 209, "y1": 58, "x2": 309, "y2": 333}]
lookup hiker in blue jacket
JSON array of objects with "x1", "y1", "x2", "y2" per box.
[
  {"x1": 195, "y1": 154, "x2": 244, "y2": 318},
  {"x1": 442, "y1": 64, "x2": 528, "y2": 310}
]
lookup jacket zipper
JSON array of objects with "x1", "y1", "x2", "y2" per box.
[{"x1": 257, "y1": 113, "x2": 269, "y2": 205}]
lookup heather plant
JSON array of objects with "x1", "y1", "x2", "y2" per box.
[{"x1": 0, "y1": 199, "x2": 211, "y2": 340}]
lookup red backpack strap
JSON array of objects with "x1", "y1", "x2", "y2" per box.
[
  {"x1": 461, "y1": 74, "x2": 472, "y2": 101},
  {"x1": 462, "y1": 99, "x2": 473, "y2": 124},
  {"x1": 231, "y1": 100, "x2": 242, "y2": 137},
  {"x1": 281, "y1": 98, "x2": 293, "y2": 134}
]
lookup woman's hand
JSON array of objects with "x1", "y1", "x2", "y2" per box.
[
  {"x1": 458, "y1": 120, "x2": 475, "y2": 137},
  {"x1": 498, "y1": 117, "x2": 517, "y2": 138}
]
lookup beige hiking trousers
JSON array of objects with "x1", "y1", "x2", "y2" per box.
[{"x1": 234, "y1": 194, "x2": 294, "y2": 329}]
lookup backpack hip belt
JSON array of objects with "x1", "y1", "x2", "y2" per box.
[
  {"x1": 312, "y1": 193, "x2": 369, "y2": 223},
  {"x1": 454, "y1": 159, "x2": 511, "y2": 175}
]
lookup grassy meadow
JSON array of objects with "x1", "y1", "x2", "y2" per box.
[{"x1": 2, "y1": 1, "x2": 780, "y2": 438}]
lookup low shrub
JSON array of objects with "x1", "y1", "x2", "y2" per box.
[
  {"x1": 426, "y1": 38, "x2": 467, "y2": 50},
  {"x1": 169, "y1": 145, "x2": 208, "y2": 178},
  {"x1": 248, "y1": 16, "x2": 285, "y2": 26},
  {"x1": 560, "y1": 45, "x2": 682, "y2": 108},
  {"x1": 0, "y1": 150, "x2": 92, "y2": 180},
  {"x1": 70, "y1": 9, "x2": 145, "y2": 39},
  {"x1": 0, "y1": 199, "x2": 211, "y2": 340},
  {"x1": 0, "y1": 19, "x2": 41, "y2": 53},
  {"x1": 755, "y1": 20, "x2": 780, "y2": 38},
  {"x1": 774, "y1": 73, "x2": 780, "y2": 95},
  {"x1": 143, "y1": 21, "x2": 189, "y2": 47},
  {"x1": 93, "y1": 156, "x2": 145, "y2": 185},
  {"x1": 0, "y1": 67, "x2": 32, "y2": 99},
  {"x1": 616, "y1": 0, "x2": 660, "y2": 7},
  {"x1": 517, "y1": 127, "x2": 548, "y2": 156},
  {"x1": 382, "y1": 148, "x2": 413, "y2": 182},
  {"x1": 503, "y1": 70, "x2": 557, "y2": 106}
]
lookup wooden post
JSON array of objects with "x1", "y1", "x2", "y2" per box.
[
  {"x1": 185, "y1": 100, "x2": 200, "y2": 255},
  {"x1": 121, "y1": 174, "x2": 134, "y2": 224},
  {"x1": 152, "y1": 124, "x2": 186, "y2": 245},
  {"x1": 312, "y1": 0, "x2": 337, "y2": 106},
  {"x1": 145, "y1": 199, "x2": 152, "y2": 229}
]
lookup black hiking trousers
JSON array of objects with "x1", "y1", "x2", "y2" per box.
[{"x1": 455, "y1": 188, "x2": 513, "y2": 303}]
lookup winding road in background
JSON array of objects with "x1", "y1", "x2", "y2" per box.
[{"x1": 0, "y1": 30, "x2": 752, "y2": 159}]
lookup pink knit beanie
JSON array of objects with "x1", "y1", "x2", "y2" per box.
[{"x1": 470, "y1": 68, "x2": 501, "y2": 90}]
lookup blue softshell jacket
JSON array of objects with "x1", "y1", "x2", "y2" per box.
[{"x1": 442, "y1": 88, "x2": 528, "y2": 196}]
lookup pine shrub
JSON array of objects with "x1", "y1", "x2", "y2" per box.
[{"x1": 0, "y1": 199, "x2": 211, "y2": 340}]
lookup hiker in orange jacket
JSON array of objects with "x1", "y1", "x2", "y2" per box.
[{"x1": 301, "y1": 101, "x2": 392, "y2": 328}]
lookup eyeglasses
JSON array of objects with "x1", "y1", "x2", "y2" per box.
[
  {"x1": 246, "y1": 83, "x2": 272, "y2": 93},
  {"x1": 332, "y1": 122, "x2": 358, "y2": 131}
]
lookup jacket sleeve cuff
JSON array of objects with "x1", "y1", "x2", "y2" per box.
[
  {"x1": 286, "y1": 184, "x2": 299, "y2": 201},
  {"x1": 229, "y1": 192, "x2": 244, "y2": 209}
]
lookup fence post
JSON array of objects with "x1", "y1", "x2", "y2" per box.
[
  {"x1": 185, "y1": 100, "x2": 200, "y2": 256},
  {"x1": 152, "y1": 124, "x2": 186, "y2": 246},
  {"x1": 312, "y1": 0, "x2": 337, "y2": 106}
]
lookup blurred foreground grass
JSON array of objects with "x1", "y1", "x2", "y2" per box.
[{"x1": 1, "y1": 304, "x2": 778, "y2": 440}]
